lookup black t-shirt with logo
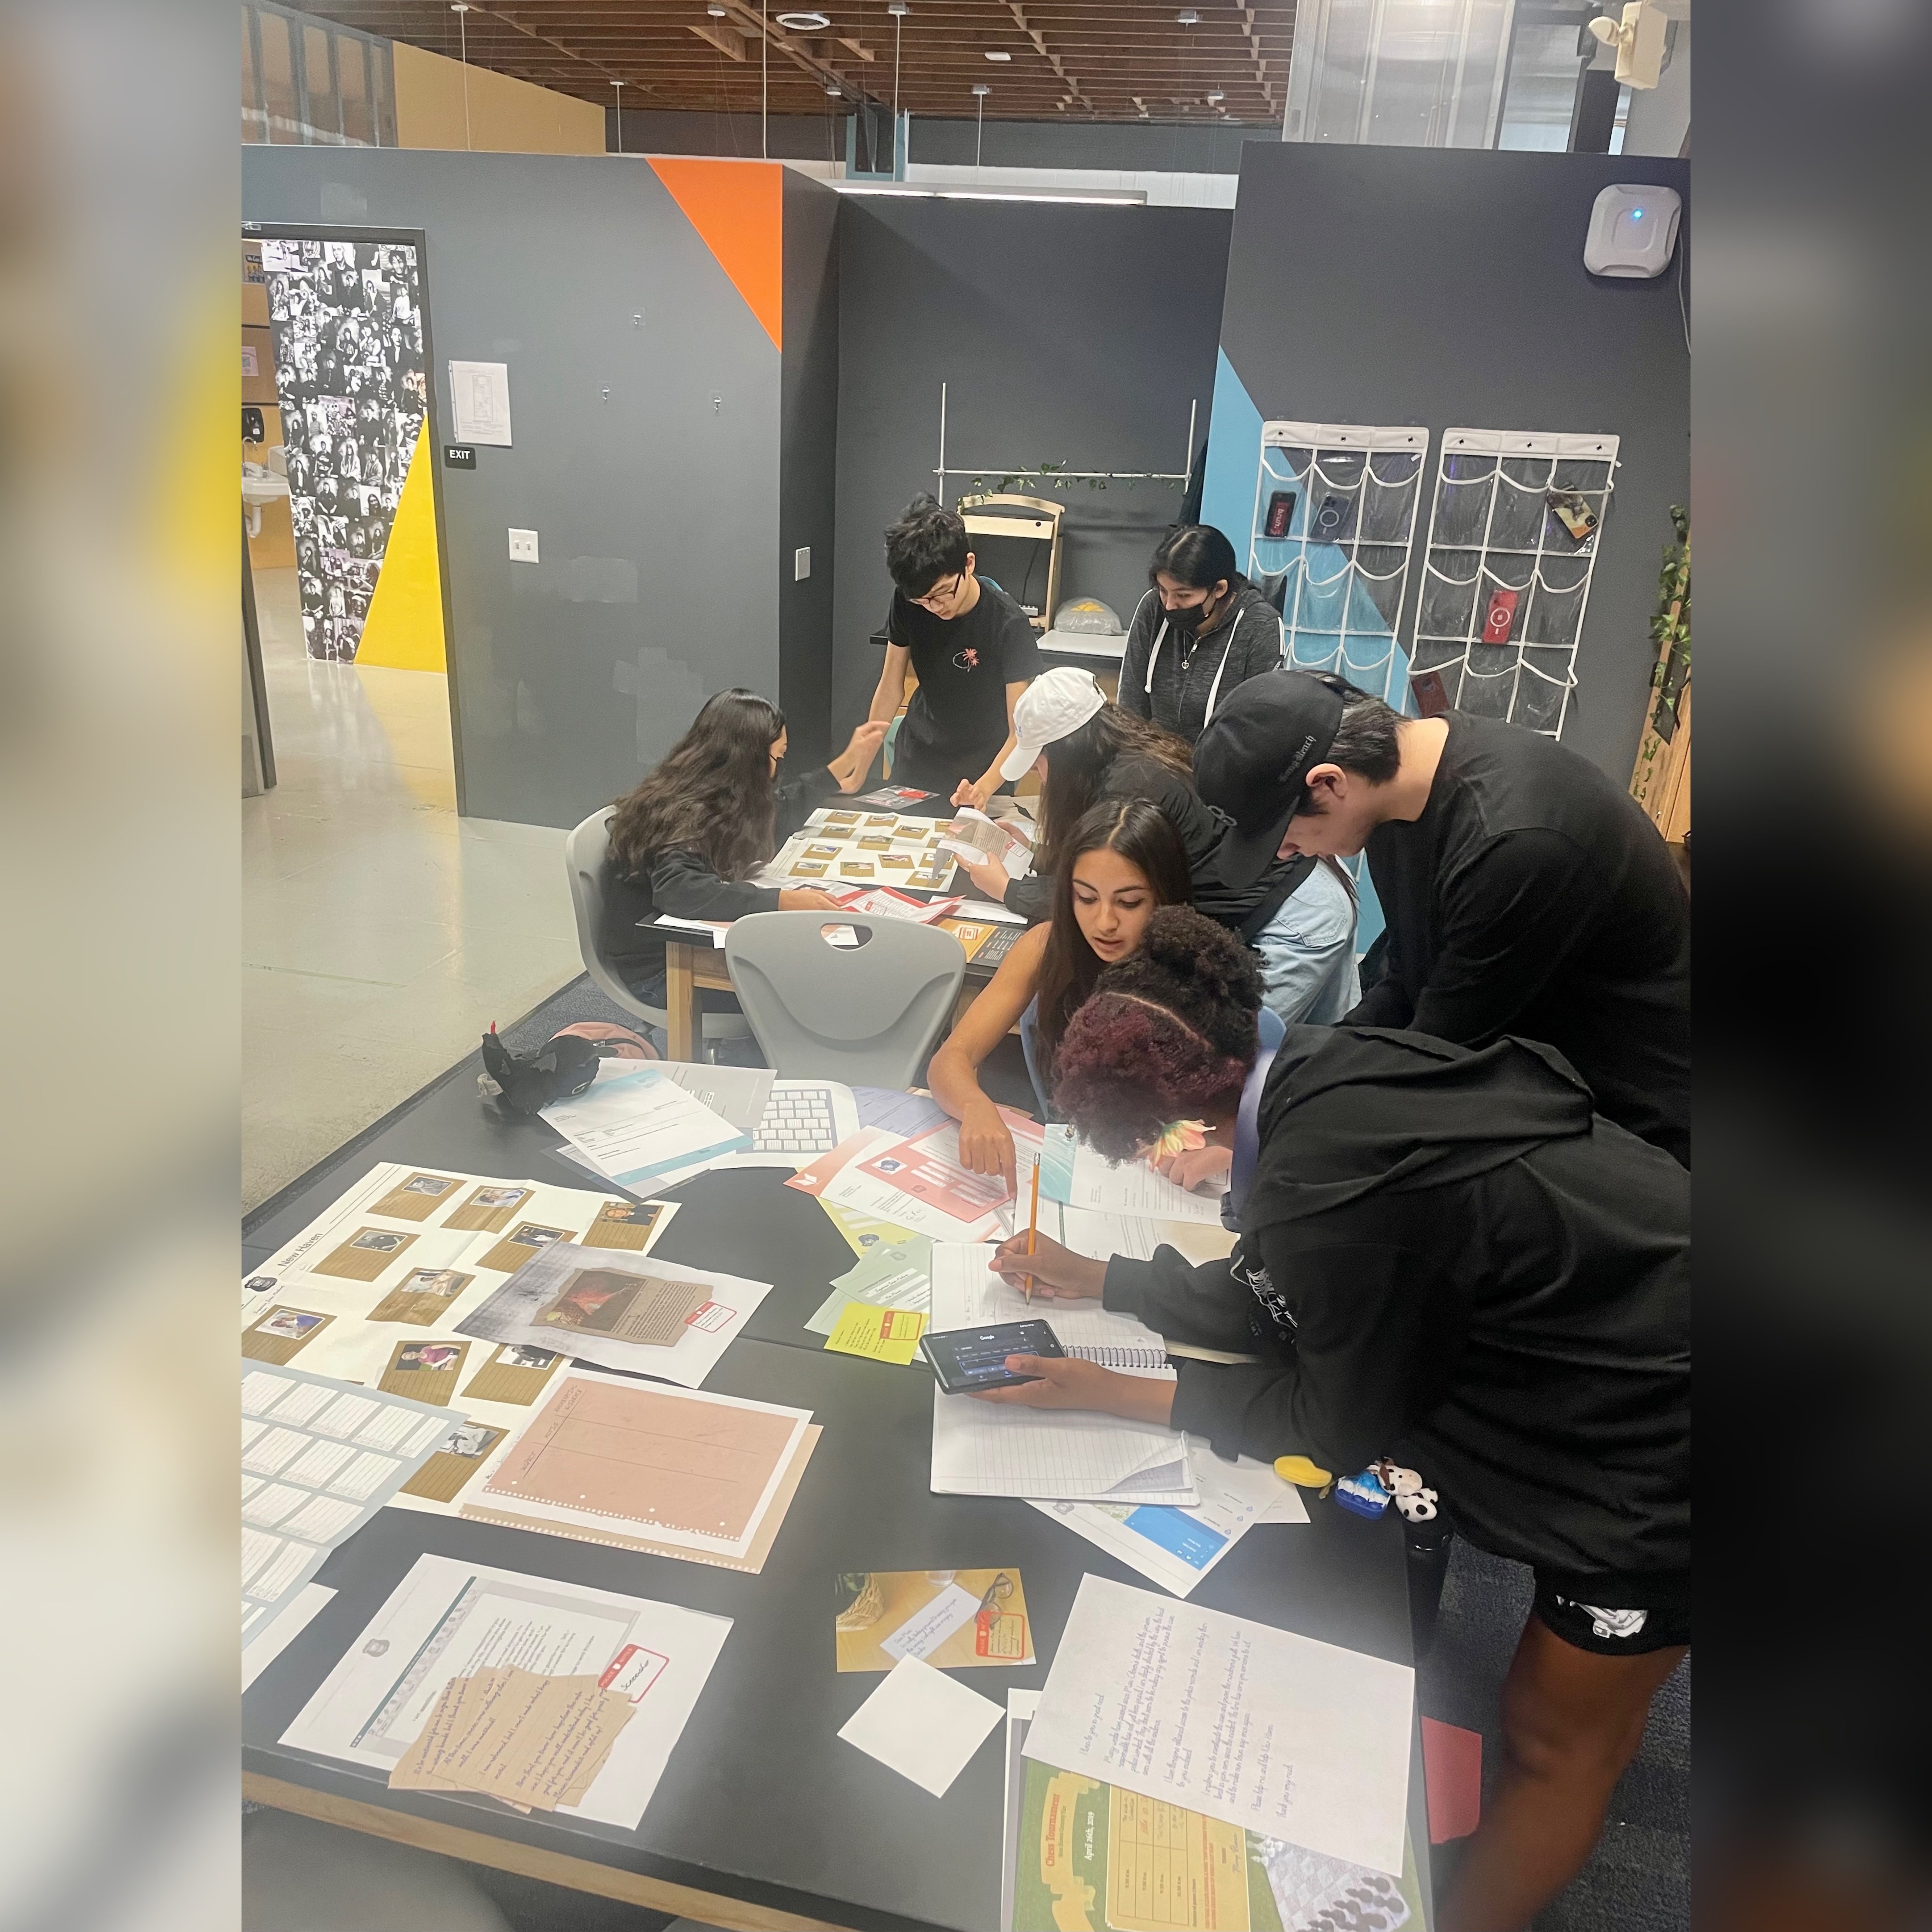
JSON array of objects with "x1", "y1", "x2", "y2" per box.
[{"x1": 884, "y1": 578, "x2": 1041, "y2": 791}]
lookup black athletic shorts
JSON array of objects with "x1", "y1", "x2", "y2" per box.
[{"x1": 1534, "y1": 1568, "x2": 1691, "y2": 1657}]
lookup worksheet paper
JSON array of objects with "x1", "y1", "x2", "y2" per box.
[
  {"x1": 1035, "y1": 1124, "x2": 1227, "y2": 1225},
  {"x1": 930, "y1": 1242, "x2": 1168, "y2": 1367},
  {"x1": 804, "y1": 1236, "x2": 933, "y2": 1336},
  {"x1": 1030, "y1": 1442, "x2": 1310, "y2": 1598},
  {"x1": 1024, "y1": 1576, "x2": 1414, "y2": 1876},
  {"x1": 454, "y1": 1243, "x2": 770, "y2": 1389},
  {"x1": 836, "y1": 1656, "x2": 1005, "y2": 1798},
  {"x1": 804, "y1": 1122, "x2": 1026, "y2": 1244},
  {"x1": 241, "y1": 1363, "x2": 459, "y2": 1640},
  {"x1": 540, "y1": 1065, "x2": 749, "y2": 1192},
  {"x1": 281, "y1": 1553, "x2": 731, "y2": 1829}
]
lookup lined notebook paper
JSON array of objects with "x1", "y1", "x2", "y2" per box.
[{"x1": 929, "y1": 1242, "x2": 1168, "y2": 1370}]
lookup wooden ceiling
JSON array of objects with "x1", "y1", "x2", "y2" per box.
[{"x1": 287, "y1": 1, "x2": 1297, "y2": 126}]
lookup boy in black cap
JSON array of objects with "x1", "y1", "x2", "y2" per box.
[{"x1": 1194, "y1": 670, "x2": 1690, "y2": 1166}]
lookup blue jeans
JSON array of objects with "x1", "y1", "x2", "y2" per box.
[{"x1": 1251, "y1": 861, "x2": 1361, "y2": 1026}]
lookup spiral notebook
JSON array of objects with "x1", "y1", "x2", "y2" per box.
[{"x1": 928, "y1": 1243, "x2": 1169, "y2": 1371}]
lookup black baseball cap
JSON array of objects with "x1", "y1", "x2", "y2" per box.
[{"x1": 1194, "y1": 670, "x2": 1345, "y2": 889}]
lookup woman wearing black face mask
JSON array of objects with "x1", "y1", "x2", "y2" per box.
[{"x1": 1119, "y1": 524, "x2": 1284, "y2": 743}]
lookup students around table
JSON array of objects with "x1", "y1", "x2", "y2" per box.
[
  {"x1": 598, "y1": 690, "x2": 886, "y2": 1025},
  {"x1": 867, "y1": 494, "x2": 1042, "y2": 808},
  {"x1": 950, "y1": 666, "x2": 1360, "y2": 1031},
  {"x1": 1119, "y1": 523, "x2": 1285, "y2": 741},
  {"x1": 1197, "y1": 668, "x2": 1693, "y2": 1167},
  {"x1": 973, "y1": 906, "x2": 1690, "y2": 1932}
]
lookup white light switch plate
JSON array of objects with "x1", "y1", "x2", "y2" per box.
[
  {"x1": 794, "y1": 546, "x2": 811, "y2": 581},
  {"x1": 509, "y1": 527, "x2": 539, "y2": 563}
]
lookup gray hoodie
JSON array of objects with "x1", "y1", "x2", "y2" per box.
[{"x1": 1118, "y1": 578, "x2": 1284, "y2": 743}]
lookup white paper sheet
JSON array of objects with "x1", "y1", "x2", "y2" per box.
[
  {"x1": 818, "y1": 1121, "x2": 1016, "y2": 1243},
  {"x1": 448, "y1": 359, "x2": 512, "y2": 445},
  {"x1": 281, "y1": 1553, "x2": 731, "y2": 1829},
  {"x1": 1030, "y1": 1443, "x2": 1309, "y2": 1597},
  {"x1": 879, "y1": 1581, "x2": 982, "y2": 1662},
  {"x1": 930, "y1": 1242, "x2": 1167, "y2": 1367},
  {"x1": 837, "y1": 1656, "x2": 1004, "y2": 1798},
  {"x1": 1024, "y1": 1575, "x2": 1414, "y2": 1876},
  {"x1": 242, "y1": 1584, "x2": 335, "y2": 1691},
  {"x1": 1036, "y1": 1124, "x2": 1227, "y2": 1224},
  {"x1": 541, "y1": 1065, "x2": 750, "y2": 1192}
]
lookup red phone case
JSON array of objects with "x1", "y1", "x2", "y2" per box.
[{"x1": 1482, "y1": 589, "x2": 1519, "y2": 646}]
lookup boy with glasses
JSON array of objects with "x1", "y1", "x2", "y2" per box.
[{"x1": 867, "y1": 494, "x2": 1041, "y2": 806}]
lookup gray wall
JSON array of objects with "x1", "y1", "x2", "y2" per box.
[
  {"x1": 243, "y1": 146, "x2": 782, "y2": 830},
  {"x1": 779, "y1": 170, "x2": 842, "y2": 767},
  {"x1": 830, "y1": 199, "x2": 1233, "y2": 730},
  {"x1": 1218, "y1": 143, "x2": 1690, "y2": 781}
]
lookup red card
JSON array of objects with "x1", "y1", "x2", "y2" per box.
[{"x1": 1481, "y1": 589, "x2": 1519, "y2": 645}]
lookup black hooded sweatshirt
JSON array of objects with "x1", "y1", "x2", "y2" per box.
[{"x1": 1098, "y1": 1024, "x2": 1690, "y2": 1581}]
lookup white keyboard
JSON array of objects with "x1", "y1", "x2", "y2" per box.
[{"x1": 754, "y1": 1084, "x2": 840, "y2": 1154}]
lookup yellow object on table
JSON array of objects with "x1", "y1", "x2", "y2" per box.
[
  {"x1": 1274, "y1": 1455, "x2": 1335, "y2": 1495},
  {"x1": 825, "y1": 1303, "x2": 929, "y2": 1366}
]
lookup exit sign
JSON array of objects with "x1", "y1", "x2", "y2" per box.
[{"x1": 444, "y1": 445, "x2": 476, "y2": 469}]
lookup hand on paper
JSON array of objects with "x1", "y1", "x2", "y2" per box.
[
  {"x1": 1148, "y1": 1142, "x2": 1233, "y2": 1194},
  {"x1": 951, "y1": 776, "x2": 993, "y2": 811},
  {"x1": 830, "y1": 719, "x2": 890, "y2": 792},
  {"x1": 955, "y1": 850, "x2": 1011, "y2": 904},
  {"x1": 969, "y1": 1355, "x2": 1176, "y2": 1426},
  {"x1": 989, "y1": 1232, "x2": 1105, "y2": 1302},
  {"x1": 957, "y1": 1100, "x2": 1017, "y2": 1189},
  {"x1": 779, "y1": 887, "x2": 843, "y2": 911}
]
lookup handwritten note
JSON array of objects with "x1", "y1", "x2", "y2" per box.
[{"x1": 824, "y1": 1303, "x2": 928, "y2": 1366}]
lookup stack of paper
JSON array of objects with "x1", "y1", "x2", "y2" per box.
[
  {"x1": 937, "y1": 807, "x2": 1034, "y2": 880},
  {"x1": 1031, "y1": 1122, "x2": 1227, "y2": 1226},
  {"x1": 462, "y1": 1371, "x2": 819, "y2": 1575},
  {"x1": 280, "y1": 1553, "x2": 733, "y2": 1829},
  {"x1": 539, "y1": 1063, "x2": 750, "y2": 1194},
  {"x1": 790, "y1": 1114, "x2": 1041, "y2": 1244},
  {"x1": 1030, "y1": 1438, "x2": 1310, "y2": 1598}
]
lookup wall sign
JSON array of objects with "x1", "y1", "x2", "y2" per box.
[{"x1": 444, "y1": 445, "x2": 476, "y2": 469}]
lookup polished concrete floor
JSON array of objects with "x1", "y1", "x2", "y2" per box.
[{"x1": 243, "y1": 568, "x2": 583, "y2": 1213}]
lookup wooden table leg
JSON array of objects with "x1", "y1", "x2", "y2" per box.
[{"x1": 665, "y1": 943, "x2": 698, "y2": 1062}]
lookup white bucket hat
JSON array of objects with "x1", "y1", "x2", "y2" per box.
[{"x1": 999, "y1": 665, "x2": 1107, "y2": 781}]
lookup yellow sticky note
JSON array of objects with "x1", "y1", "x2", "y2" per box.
[{"x1": 825, "y1": 1303, "x2": 928, "y2": 1366}]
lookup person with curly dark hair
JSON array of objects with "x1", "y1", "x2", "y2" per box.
[
  {"x1": 975, "y1": 905, "x2": 1690, "y2": 1932},
  {"x1": 598, "y1": 690, "x2": 886, "y2": 1027}
]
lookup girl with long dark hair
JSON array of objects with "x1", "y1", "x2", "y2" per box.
[
  {"x1": 1119, "y1": 523, "x2": 1284, "y2": 741},
  {"x1": 975, "y1": 907, "x2": 1690, "y2": 1932},
  {"x1": 952, "y1": 667, "x2": 1361, "y2": 1029},
  {"x1": 598, "y1": 690, "x2": 886, "y2": 1015},
  {"x1": 928, "y1": 800, "x2": 1190, "y2": 1185}
]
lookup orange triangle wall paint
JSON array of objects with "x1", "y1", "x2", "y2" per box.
[{"x1": 647, "y1": 158, "x2": 783, "y2": 351}]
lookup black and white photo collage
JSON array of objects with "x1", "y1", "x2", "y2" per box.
[{"x1": 261, "y1": 238, "x2": 427, "y2": 662}]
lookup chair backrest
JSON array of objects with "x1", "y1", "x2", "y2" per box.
[
  {"x1": 564, "y1": 809, "x2": 656, "y2": 1017},
  {"x1": 725, "y1": 912, "x2": 967, "y2": 1088}
]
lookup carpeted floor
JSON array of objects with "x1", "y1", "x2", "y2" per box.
[{"x1": 487, "y1": 976, "x2": 1692, "y2": 1929}]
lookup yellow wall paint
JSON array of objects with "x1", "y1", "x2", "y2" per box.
[
  {"x1": 392, "y1": 42, "x2": 605, "y2": 154},
  {"x1": 356, "y1": 422, "x2": 446, "y2": 672}
]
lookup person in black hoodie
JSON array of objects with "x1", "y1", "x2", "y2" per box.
[
  {"x1": 973, "y1": 907, "x2": 1690, "y2": 1932},
  {"x1": 1119, "y1": 523, "x2": 1284, "y2": 741},
  {"x1": 598, "y1": 690, "x2": 886, "y2": 1024}
]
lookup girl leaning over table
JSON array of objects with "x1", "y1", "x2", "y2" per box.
[
  {"x1": 972, "y1": 906, "x2": 1690, "y2": 1932},
  {"x1": 599, "y1": 690, "x2": 886, "y2": 1042}
]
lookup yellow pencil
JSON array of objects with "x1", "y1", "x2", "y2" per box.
[{"x1": 1023, "y1": 1160, "x2": 1040, "y2": 1304}]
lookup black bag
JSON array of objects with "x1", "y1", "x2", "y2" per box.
[{"x1": 477, "y1": 1025, "x2": 600, "y2": 1117}]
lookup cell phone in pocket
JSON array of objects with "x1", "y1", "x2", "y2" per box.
[
  {"x1": 1265, "y1": 489, "x2": 1296, "y2": 538},
  {"x1": 1482, "y1": 588, "x2": 1520, "y2": 646},
  {"x1": 1547, "y1": 490, "x2": 1598, "y2": 542},
  {"x1": 921, "y1": 1321, "x2": 1066, "y2": 1394},
  {"x1": 1312, "y1": 493, "x2": 1357, "y2": 543}
]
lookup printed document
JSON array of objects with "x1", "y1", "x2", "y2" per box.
[
  {"x1": 540, "y1": 1064, "x2": 749, "y2": 1192},
  {"x1": 281, "y1": 1553, "x2": 731, "y2": 1828},
  {"x1": 1035, "y1": 1124, "x2": 1226, "y2": 1225},
  {"x1": 1024, "y1": 1575, "x2": 1414, "y2": 1876}
]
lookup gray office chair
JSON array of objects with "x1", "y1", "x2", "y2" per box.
[
  {"x1": 724, "y1": 911, "x2": 966, "y2": 1088},
  {"x1": 563, "y1": 810, "x2": 753, "y2": 1057}
]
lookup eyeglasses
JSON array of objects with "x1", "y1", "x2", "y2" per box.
[
  {"x1": 976, "y1": 1571, "x2": 1015, "y2": 1615},
  {"x1": 912, "y1": 571, "x2": 964, "y2": 613}
]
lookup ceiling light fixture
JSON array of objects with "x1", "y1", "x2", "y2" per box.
[
  {"x1": 1177, "y1": 8, "x2": 1200, "y2": 22},
  {"x1": 887, "y1": 1, "x2": 908, "y2": 13},
  {"x1": 971, "y1": 82, "x2": 991, "y2": 95},
  {"x1": 984, "y1": 49, "x2": 1010, "y2": 60},
  {"x1": 706, "y1": 3, "x2": 727, "y2": 13},
  {"x1": 1206, "y1": 89, "x2": 1224, "y2": 103},
  {"x1": 775, "y1": 9, "x2": 831, "y2": 30},
  {"x1": 825, "y1": 81, "x2": 842, "y2": 94}
]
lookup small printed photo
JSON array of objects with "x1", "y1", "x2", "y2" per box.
[
  {"x1": 792, "y1": 862, "x2": 828, "y2": 877},
  {"x1": 474, "y1": 1187, "x2": 525, "y2": 1207},
  {"x1": 400, "y1": 1269, "x2": 467, "y2": 1297},
  {"x1": 804, "y1": 844, "x2": 844, "y2": 861},
  {"x1": 856, "y1": 836, "x2": 892, "y2": 851},
  {"x1": 840, "y1": 863, "x2": 875, "y2": 879},
  {"x1": 822, "y1": 811, "x2": 860, "y2": 826},
  {"x1": 879, "y1": 854, "x2": 914, "y2": 869},
  {"x1": 499, "y1": 1345, "x2": 558, "y2": 1369},
  {"x1": 395, "y1": 1343, "x2": 461, "y2": 1373},
  {"x1": 352, "y1": 1231, "x2": 409, "y2": 1253},
  {"x1": 516, "y1": 1226, "x2": 569, "y2": 1248},
  {"x1": 863, "y1": 815, "x2": 897, "y2": 828},
  {"x1": 259, "y1": 1309, "x2": 325, "y2": 1340},
  {"x1": 437, "y1": 1422, "x2": 496, "y2": 1459},
  {"x1": 403, "y1": 1174, "x2": 451, "y2": 1197}
]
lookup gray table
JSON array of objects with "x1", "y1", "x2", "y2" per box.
[{"x1": 242, "y1": 1057, "x2": 1434, "y2": 1931}]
